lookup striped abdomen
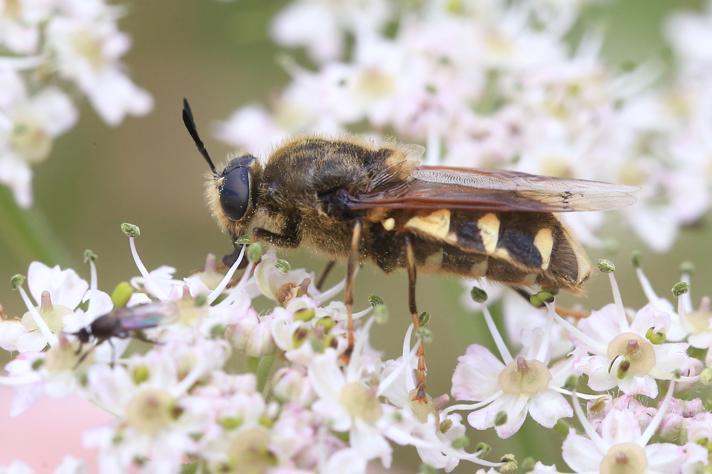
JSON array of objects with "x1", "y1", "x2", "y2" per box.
[{"x1": 365, "y1": 209, "x2": 591, "y2": 292}]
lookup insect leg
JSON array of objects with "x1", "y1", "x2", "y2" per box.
[
  {"x1": 405, "y1": 235, "x2": 427, "y2": 402},
  {"x1": 74, "y1": 342, "x2": 98, "y2": 369},
  {"x1": 316, "y1": 260, "x2": 336, "y2": 291},
  {"x1": 131, "y1": 332, "x2": 161, "y2": 345},
  {"x1": 342, "y1": 220, "x2": 362, "y2": 363},
  {"x1": 108, "y1": 339, "x2": 116, "y2": 368}
]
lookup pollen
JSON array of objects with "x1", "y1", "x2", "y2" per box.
[{"x1": 477, "y1": 213, "x2": 500, "y2": 255}]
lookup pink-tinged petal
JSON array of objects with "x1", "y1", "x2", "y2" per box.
[
  {"x1": 618, "y1": 375, "x2": 658, "y2": 398},
  {"x1": 27, "y1": 262, "x2": 88, "y2": 310},
  {"x1": 583, "y1": 356, "x2": 617, "y2": 392},
  {"x1": 0, "y1": 321, "x2": 26, "y2": 351},
  {"x1": 651, "y1": 343, "x2": 695, "y2": 377},
  {"x1": 466, "y1": 395, "x2": 509, "y2": 430},
  {"x1": 599, "y1": 410, "x2": 641, "y2": 444},
  {"x1": 644, "y1": 443, "x2": 685, "y2": 472},
  {"x1": 452, "y1": 344, "x2": 504, "y2": 400},
  {"x1": 494, "y1": 394, "x2": 529, "y2": 439},
  {"x1": 529, "y1": 391, "x2": 572, "y2": 428},
  {"x1": 561, "y1": 430, "x2": 602, "y2": 472},
  {"x1": 308, "y1": 350, "x2": 345, "y2": 400},
  {"x1": 576, "y1": 304, "x2": 621, "y2": 349},
  {"x1": 688, "y1": 331, "x2": 712, "y2": 349},
  {"x1": 630, "y1": 304, "x2": 671, "y2": 335}
]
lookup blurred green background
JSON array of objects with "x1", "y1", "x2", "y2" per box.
[{"x1": 0, "y1": 0, "x2": 709, "y2": 471}]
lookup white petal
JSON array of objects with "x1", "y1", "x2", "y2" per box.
[
  {"x1": 351, "y1": 421, "x2": 392, "y2": 467},
  {"x1": 618, "y1": 375, "x2": 658, "y2": 398},
  {"x1": 529, "y1": 390, "x2": 572, "y2": 428},
  {"x1": 644, "y1": 443, "x2": 685, "y2": 472},
  {"x1": 494, "y1": 394, "x2": 529, "y2": 439},
  {"x1": 576, "y1": 304, "x2": 621, "y2": 349},
  {"x1": 451, "y1": 344, "x2": 504, "y2": 400},
  {"x1": 0, "y1": 156, "x2": 32, "y2": 208},
  {"x1": 0, "y1": 320, "x2": 26, "y2": 351},
  {"x1": 599, "y1": 409, "x2": 641, "y2": 444},
  {"x1": 27, "y1": 262, "x2": 88, "y2": 309},
  {"x1": 561, "y1": 431, "x2": 603, "y2": 472},
  {"x1": 30, "y1": 87, "x2": 78, "y2": 136},
  {"x1": 16, "y1": 331, "x2": 49, "y2": 353},
  {"x1": 308, "y1": 350, "x2": 345, "y2": 400}
]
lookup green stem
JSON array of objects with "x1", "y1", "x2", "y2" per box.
[{"x1": 0, "y1": 187, "x2": 72, "y2": 267}]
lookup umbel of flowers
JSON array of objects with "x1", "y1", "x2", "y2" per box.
[
  {"x1": 0, "y1": 224, "x2": 711, "y2": 473},
  {"x1": 0, "y1": 0, "x2": 152, "y2": 208}
]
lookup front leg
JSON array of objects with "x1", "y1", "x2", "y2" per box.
[{"x1": 253, "y1": 215, "x2": 302, "y2": 248}]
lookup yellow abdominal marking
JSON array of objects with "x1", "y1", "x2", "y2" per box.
[
  {"x1": 405, "y1": 209, "x2": 451, "y2": 239},
  {"x1": 382, "y1": 217, "x2": 395, "y2": 231},
  {"x1": 478, "y1": 213, "x2": 500, "y2": 254},
  {"x1": 533, "y1": 228, "x2": 554, "y2": 270}
]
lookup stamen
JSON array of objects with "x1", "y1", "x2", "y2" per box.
[
  {"x1": 206, "y1": 246, "x2": 245, "y2": 305},
  {"x1": 18, "y1": 286, "x2": 57, "y2": 347},
  {"x1": 346, "y1": 316, "x2": 376, "y2": 381},
  {"x1": 536, "y1": 303, "x2": 555, "y2": 363},
  {"x1": 377, "y1": 340, "x2": 420, "y2": 396},
  {"x1": 571, "y1": 392, "x2": 607, "y2": 453},
  {"x1": 441, "y1": 390, "x2": 504, "y2": 415},
  {"x1": 607, "y1": 273, "x2": 629, "y2": 331},
  {"x1": 128, "y1": 236, "x2": 168, "y2": 301},
  {"x1": 635, "y1": 266, "x2": 662, "y2": 309},
  {"x1": 640, "y1": 382, "x2": 675, "y2": 445},
  {"x1": 552, "y1": 387, "x2": 599, "y2": 400},
  {"x1": 353, "y1": 306, "x2": 373, "y2": 320},
  {"x1": 86, "y1": 257, "x2": 98, "y2": 320},
  {"x1": 679, "y1": 272, "x2": 693, "y2": 316},
  {"x1": 552, "y1": 311, "x2": 607, "y2": 355},
  {"x1": 481, "y1": 304, "x2": 513, "y2": 365},
  {"x1": 402, "y1": 323, "x2": 416, "y2": 390},
  {"x1": 314, "y1": 278, "x2": 346, "y2": 304}
]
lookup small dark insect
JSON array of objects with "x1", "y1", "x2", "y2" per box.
[
  {"x1": 182, "y1": 99, "x2": 637, "y2": 400},
  {"x1": 70, "y1": 302, "x2": 175, "y2": 365}
]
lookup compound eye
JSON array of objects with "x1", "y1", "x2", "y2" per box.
[{"x1": 219, "y1": 165, "x2": 251, "y2": 221}]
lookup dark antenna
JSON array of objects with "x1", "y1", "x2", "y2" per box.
[{"x1": 182, "y1": 98, "x2": 217, "y2": 174}]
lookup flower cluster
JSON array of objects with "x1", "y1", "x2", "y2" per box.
[
  {"x1": 0, "y1": 0, "x2": 152, "y2": 207},
  {"x1": 1, "y1": 224, "x2": 712, "y2": 473},
  {"x1": 215, "y1": 0, "x2": 712, "y2": 252}
]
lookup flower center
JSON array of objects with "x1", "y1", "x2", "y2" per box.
[
  {"x1": 600, "y1": 442, "x2": 647, "y2": 474},
  {"x1": 228, "y1": 426, "x2": 277, "y2": 474},
  {"x1": 21, "y1": 305, "x2": 72, "y2": 333},
  {"x1": 607, "y1": 332, "x2": 656, "y2": 377},
  {"x1": 683, "y1": 310, "x2": 711, "y2": 333},
  {"x1": 71, "y1": 29, "x2": 107, "y2": 71},
  {"x1": 356, "y1": 68, "x2": 395, "y2": 99},
  {"x1": 10, "y1": 121, "x2": 52, "y2": 163},
  {"x1": 339, "y1": 382, "x2": 383, "y2": 423},
  {"x1": 125, "y1": 389, "x2": 176, "y2": 435},
  {"x1": 498, "y1": 356, "x2": 552, "y2": 395}
]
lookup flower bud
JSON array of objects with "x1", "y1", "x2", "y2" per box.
[
  {"x1": 272, "y1": 367, "x2": 313, "y2": 406},
  {"x1": 245, "y1": 320, "x2": 275, "y2": 357},
  {"x1": 227, "y1": 314, "x2": 258, "y2": 351}
]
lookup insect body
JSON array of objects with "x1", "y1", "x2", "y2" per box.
[
  {"x1": 182, "y1": 99, "x2": 636, "y2": 399},
  {"x1": 71, "y1": 302, "x2": 174, "y2": 364}
]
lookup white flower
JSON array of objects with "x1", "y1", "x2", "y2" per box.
[
  {"x1": 450, "y1": 304, "x2": 574, "y2": 438},
  {"x1": 46, "y1": 12, "x2": 152, "y2": 125}
]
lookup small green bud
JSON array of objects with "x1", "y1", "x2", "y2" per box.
[
  {"x1": 368, "y1": 295, "x2": 385, "y2": 307},
  {"x1": 373, "y1": 304, "x2": 389, "y2": 324},
  {"x1": 294, "y1": 307, "x2": 316, "y2": 322},
  {"x1": 439, "y1": 419, "x2": 453, "y2": 433},
  {"x1": 275, "y1": 259, "x2": 291, "y2": 273},
  {"x1": 415, "y1": 327, "x2": 432, "y2": 344},
  {"x1": 83, "y1": 249, "x2": 98, "y2": 263},
  {"x1": 470, "y1": 286, "x2": 488, "y2": 303},
  {"x1": 645, "y1": 327, "x2": 666, "y2": 344},
  {"x1": 10, "y1": 274, "x2": 25, "y2": 290},
  {"x1": 631, "y1": 250, "x2": 642, "y2": 268},
  {"x1": 235, "y1": 234, "x2": 252, "y2": 245},
  {"x1": 219, "y1": 416, "x2": 243, "y2": 430},
  {"x1": 680, "y1": 261, "x2": 695, "y2": 275},
  {"x1": 31, "y1": 358, "x2": 45, "y2": 370},
  {"x1": 418, "y1": 311, "x2": 430, "y2": 326},
  {"x1": 451, "y1": 436, "x2": 470, "y2": 450},
  {"x1": 247, "y1": 243, "x2": 263, "y2": 263},
  {"x1": 554, "y1": 419, "x2": 570, "y2": 436},
  {"x1": 210, "y1": 324, "x2": 225, "y2": 339},
  {"x1": 474, "y1": 442, "x2": 491, "y2": 455},
  {"x1": 193, "y1": 294, "x2": 207, "y2": 307},
  {"x1": 616, "y1": 359, "x2": 631, "y2": 379},
  {"x1": 315, "y1": 316, "x2": 336, "y2": 332},
  {"x1": 597, "y1": 258, "x2": 616, "y2": 273},
  {"x1": 494, "y1": 410, "x2": 508, "y2": 426},
  {"x1": 520, "y1": 457, "x2": 536, "y2": 473},
  {"x1": 111, "y1": 282, "x2": 134, "y2": 308},
  {"x1": 499, "y1": 454, "x2": 518, "y2": 473},
  {"x1": 132, "y1": 365, "x2": 150, "y2": 384},
  {"x1": 530, "y1": 291, "x2": 555, "y2": 307},
  {"x1": 120, "y1": 222, "x2": 140, "y2": 238},
  {"x1": 700, "y1": 368, "x2": 712, "y2": 385},
  {"x1": 672, "y1": 281, "x2": 689, "y2": 297}
]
